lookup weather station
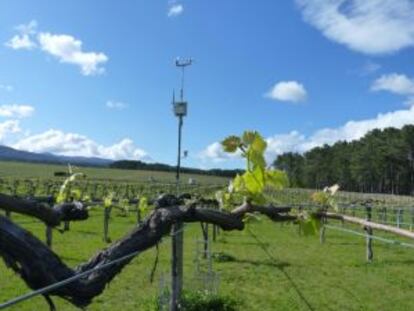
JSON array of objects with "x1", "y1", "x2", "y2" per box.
[{"x1": 170, "y1": 57, "x2": 193, "y2": 311}]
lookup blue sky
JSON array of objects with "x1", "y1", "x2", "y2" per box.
[{"x1": 0, "y1": 0, "x2": 414, "y2": 169}]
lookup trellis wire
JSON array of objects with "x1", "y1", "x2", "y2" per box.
[
  {"x1": 0, "y1": 249, "x2": 141, "y2": 310},
  {"x1": 324, "y1": 224, "x2": 414, "y2": 249}
]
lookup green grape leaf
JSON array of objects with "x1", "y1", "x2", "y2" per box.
[
  {"x1": 243, "y1": 170, "x2": 262, "y2": 195},
  {"x1": 217, "y1": 130, "x2": 289, "y2": 212},
  {"x1": 251, "y1": 133, "x2": 267, "y2": 154},
  {"x1": 300, "y1": 219, "x2": 315, "y2": 236},
  {"x1": 232, "y1": 174, "x2": 244, "y2": 192},
  {"x1": 242, "y1": 131, "x2": 257, "y2": 145},
  {"x1": 221, "y1": 136, "x2": 241, "y2": 153},
  {"x1": 300, "y1": 214, "x2": 321, "y2": 236},
  {"x1": 252, "y1": 166, "x2": 265, "y2": 188},
  {"x1": 266, "y1": 170, "x2": 289, "y2": 190},
  {"x1": 82, "y1": 194, "x2": 91, "y2": 203},
  {"x1": 311, "y1": 191, "x2": 329, "y2": 206},
  {"x1": 222, "y1": 192, "x2": 234, "y2": 210},
  {"x1": 247, "y1": 149, "x2": 266, "y2": 170},
  {"x1": 310, "y1": 214, "x2": 322, "y2": 232},
  {"x1": 138, "y1": 197, "x2": 148, "y2": 213},
  {"x1": 71, "y1": 189, "x2": 82, "y2": 201},
  {"x1": 56, "y1": 193, "x2": 65, "y2": 204},
  {"x1": 104, "y1": 194, "x2": 114, "y2": 208}
]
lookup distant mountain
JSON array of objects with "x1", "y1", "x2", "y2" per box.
[
  {"x1": 0, "y1": 145, "x2": 240, "y2": 178},
  {"x1": 0, "y1": 145, "x2": 112, "y2": 167}
]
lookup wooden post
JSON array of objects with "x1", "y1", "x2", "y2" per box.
[
  {"x1": 103, "y1": 206, "x2": 111, "y2": 243},
  {"x1": 365, "y1": 206, "x2": 373, "y2": 262},
  {"x1": 46, "y1": 226, "x2": 53, "y2": 248}
]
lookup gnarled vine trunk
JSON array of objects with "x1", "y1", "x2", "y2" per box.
[{"x1": 0, "y1": 204, "x2": 244, "y2": 308}]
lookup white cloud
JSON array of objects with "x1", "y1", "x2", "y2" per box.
[
  {"x1": 106, "y1": 100, "x2": 128, "y2": 110},
  {"x1": 199, "y1": 142, "x2": 241, "y2": 163},
  {"x1": 297, "y1": 0, "x2": 414, "y2": 54},
  {"x1": 5, "y1": 21, "x2": 108, "y2": 76},
  {"x1": 371, "y1": 73, "x2": 414, "y2": 95},
  {"x1": 168, "y1": 3, "x2": 184, "y2": 17},
  {"x1": 5, "y1": 20, "x2": 37, "y2": 50},
  {"x1": 0, "y1": 105, "x2": 34, "y2": 118},
  {"x1": 200, "y1": 106, "x2": 414, "y2": 164},
  {"x1": 266, "y1": 81, "x2": 307, "y2": 103},
  {"x1": 38, "y1": 33, "x2": 108, "y2": 76},
  {"x1": 0, "y1": 120, "x2": 21, "y2": 141},
  {"x1": 13, "y1": 129, "x2": 148, "y2": 161},
  {"x1": 5, "y1": 34, "x2": 36, "y2": 50},
  {"x1": 0, "y1": 85, "x2": 13, "y2": 92},
  {"x1": 265, "y1": 132, "x2": 306, "y2": 161},
  {"x1": 15, "y1": 20, "x2": 38, "y2": 35}
]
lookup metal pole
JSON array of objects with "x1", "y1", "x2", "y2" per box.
[
  {"x1": 180, "y1": 67, "x2": 185, "y2": 102},
  {"x1": 171, "y1": 116, "x2": 184, "y2": 311},
  {"x1": 170, "y1": 58, "x2": 191, "y2": 311},
  {"x1": 176, "y1": 116, "x2": 183, "y2": 185}
]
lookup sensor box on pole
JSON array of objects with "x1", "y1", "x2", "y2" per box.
[{"x1": 173, "y1": 101, "x2": 187, "y2": 117}]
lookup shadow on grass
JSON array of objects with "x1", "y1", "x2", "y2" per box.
[
  {"x1": 213, "y1": 252, "x2": 290, "y2": 269},
  {"x1": 235, "y1": 258, "x2": 291, "y2": 269},
  {"x1": 73, "y1": 230, "x2": 100, "y2": 236},
  {"x1": 214, "y1": 230, "x2": 316, "y2": 310},
  {"x1": 330, "y1": 242, "x2": 362, "y2": 246},
  {"x1": 350, "y1": 258, "x2": 414, "y2": 267},
  {"x1": 248, "y1": 229, "x2": 316, "y2": 311},
  {"x1": 212, "y1": 250, "x2": 314, "y2": 310}
]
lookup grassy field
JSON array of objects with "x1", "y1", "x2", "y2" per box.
[
  {"x1": 1, "y1": 161, "x2": 414, "y2": 310},
  {"x1": 2, "y1": 208, "x2": 414, "y2": 311},
  {"x1": 0, "y1": 161, "x2": 228, "y2": 185}
]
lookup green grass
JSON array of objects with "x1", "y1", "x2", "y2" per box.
[
  {"x1": 0, "y1": 160, "x2": 227, "y2": 185},
  {"x1": 2, "y1": 209, "x2": 414, "y2": 310}
]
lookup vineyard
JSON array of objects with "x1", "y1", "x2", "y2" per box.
[
  {"x1": 3, "y1": 1, "x2": 414, "y2": 309},
  {"x1": 2, "y1": 134, "x2": 414, "y2": 311}
]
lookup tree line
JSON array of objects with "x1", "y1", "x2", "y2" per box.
[
  {"x1": 273, "y1": 125, "x2": 414, "y2": 195},
  {"x1": 110, "y1": 160, "x2": 243, "y2": 178}
]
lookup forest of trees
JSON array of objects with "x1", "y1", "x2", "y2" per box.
[{"x1": 273, "y1": 125, "x2": 414, "y2": 195}]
